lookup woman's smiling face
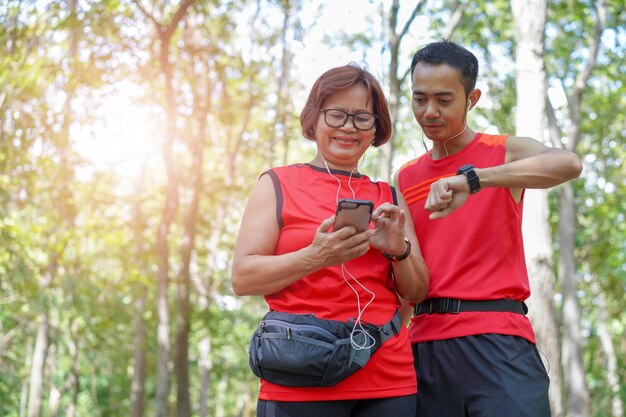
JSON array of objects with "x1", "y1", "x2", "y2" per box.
[{"x1": 314, "y1": 84, "x2": 376, "y2": 171}]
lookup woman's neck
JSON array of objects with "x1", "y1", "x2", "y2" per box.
[{"x1": 310, "y1": 155, "x2": 359, "y2": 174}]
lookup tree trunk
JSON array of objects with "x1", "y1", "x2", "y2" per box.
[
  {"x1": 154, "y1": 36, "x2": 177, "y2": 415},
  {"x1": 142, "y1": 3, "x2": 195, "y2": 415},
  {"x1": 175, "y1": 113, "x2": 204, "y2": 417},
  {"x1": 523, "y1": 189, "x2": 563, "y2": 416},
  {"x1": 593, "y1": 282, "x2": 624, "y2": 417},
  {"x1": 47, "y1": 342, "x2": 60, "y2": 416},
  {"x1": 130, "y1": 164, "x2": 148, "y2": 417},
  {"x1": 198, "y1": 336, "x2": 212, "y2": 417},
  {"x1": 20, "y1": 354, "x2": 30, "y2": 417},
  {"x1": 383, "y1": 0, "x2": 463, "y2": 180},
  {"x1": 383, "y1": 0, "x2": 401, "y2": 181},
  {"x1": 65, "y1": 328, "x2": 79, "y2": 417},
  {"x1": 511, "y1": 1, "x2": 563, "y2": 415},
  {"x1": 559, "y1": 183, "x2": 589, "y2": 417},
  {"x1": 383, "y1": 0, "x2": 425, "y2": 180},
  {"x1": 275, "y1": 2, "x2": 293, "y2": 167},
  {"x1": 35, "y1": 0, "x2": 79, "y2": 414},
  {"x1": 131, "y1": 290, "x2": 147, "y2": 417},
  {"x1": 20, "y1": 340, "x2": 33, "y2": 417},
  {"x1": 27, "y1": 313, "x2": 48, "y2": 417},
  {"x1": 556, "y1": 2, "x2": 605, "y2": 416},
  {"x1": 27, "y1": 0, "x2": 80, "y2": 414}
]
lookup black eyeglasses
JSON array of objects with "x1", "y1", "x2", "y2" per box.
[{"x1": 320, "y1": 108, "x2": 378, "y2": 131}]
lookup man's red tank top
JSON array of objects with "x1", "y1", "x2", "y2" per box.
[
  {"x1": 258, "y1": 163, "x2": 417, "y2": 401},
  {"x1": 397, "y1": 134, "x2": 536, "y2": 344}
]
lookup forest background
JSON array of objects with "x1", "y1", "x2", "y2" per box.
[{"x1": 0, "y1": 1, "x2": 624, "y2": 417}]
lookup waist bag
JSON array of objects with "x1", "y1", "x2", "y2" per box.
[{"x1": 248, "y1": 309, "x2": 402, "y2": 387}]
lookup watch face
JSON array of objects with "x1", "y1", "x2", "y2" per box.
[{"x1": 457, "y1": 165, "x2": 480, "y2": 193}]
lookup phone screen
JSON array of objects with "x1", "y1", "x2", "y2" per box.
[{"x1": 334, "y1": 199, "x2": 374, "y2": 233}]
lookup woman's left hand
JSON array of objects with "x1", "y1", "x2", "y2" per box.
[{"x1": 370, "y1": 202, "x2": 407, "y2": 254}]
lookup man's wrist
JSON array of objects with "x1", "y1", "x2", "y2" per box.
[{"x1": 456, "y1": 164, "x2": 481, "y2": 194}]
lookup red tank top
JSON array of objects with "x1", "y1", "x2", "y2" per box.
[
  {"x1": 398, "y1": 134, "x2": 536, "y2": 344},
  {"x1": 258, "y1": 163, "x2": 417, "y2": 401}
]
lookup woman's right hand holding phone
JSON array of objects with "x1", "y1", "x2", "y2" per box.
[{"x1": 303, "y1": 216, "x2": 373, "y2": 269}]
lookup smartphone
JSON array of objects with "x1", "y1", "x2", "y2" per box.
[{"x1": 333, "y1": 199, "x2": 374, "y2": 233}]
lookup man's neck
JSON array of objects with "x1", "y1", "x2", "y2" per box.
[{"x1": 430, "y1": 128, "x2": 476, "y2": 160}]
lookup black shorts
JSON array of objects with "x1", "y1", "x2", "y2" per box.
[
  {"x1": 257, "y1": 394, "x2": 416, "y2": 417},
  {"x1": 413, "y1": 334, "x2": 551, "y2": 417}
]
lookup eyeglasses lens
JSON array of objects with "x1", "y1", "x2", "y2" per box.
[{"x1": 324, "y1": 109, "x2": 375, "y2": 130}]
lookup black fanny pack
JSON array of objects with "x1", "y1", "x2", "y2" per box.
[{"x1": 248, "y1": 309, "x2": 402, "y2": 388}]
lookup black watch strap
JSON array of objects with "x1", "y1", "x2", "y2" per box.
[
  {"x1": 382, "y1": 238, "x2": 411, "y2": 262},
  {"x1": 456, "y1": 164, "x2": 481, "y2": 194}
]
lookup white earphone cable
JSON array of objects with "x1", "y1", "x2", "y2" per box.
[{"x1": 321, "y1": 156, "x2": 376, "y2": 350}]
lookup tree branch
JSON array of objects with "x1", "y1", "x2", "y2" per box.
[
  {"x1": 442, "y1": 0, "x2": 470, "y2": 40},
  {"x1": 398, "y1": 0, "x2": 426, "y2": 41},
  {"x1": 132, "y1": 0, "x2": 164, "y2": 32},
  {"x1": 164, "y1": 0, "x2": 196, "y2": 39},
  {"x1": 566, "y1": 0, "x2": 606, "y2": 151},
  {"x1": 545, "y1": 97, "x2": 564, "y2": 149},
  {"x1": 572, "y1": 0, "x2": 606, "y2": 99}
]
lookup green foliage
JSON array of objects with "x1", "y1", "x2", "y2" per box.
[{"x1": 576, "y1": 70, "x2": 626, "y2": 416}]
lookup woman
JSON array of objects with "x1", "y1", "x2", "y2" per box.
[{"x1": 232, "y1": 64, "x2": 429, "y2": 417}]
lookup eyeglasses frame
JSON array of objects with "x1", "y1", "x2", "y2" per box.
[{"x1": 319, "y1": 108, "x2": 378, "y2": 131}]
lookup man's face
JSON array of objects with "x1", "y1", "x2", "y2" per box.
[{"x1": 411, "y1": 63, "x2": 469, "y2": 144}]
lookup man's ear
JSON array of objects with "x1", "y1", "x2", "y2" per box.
[{"x1": 467, "y1": 89, "x2": 481, "y2": 110}]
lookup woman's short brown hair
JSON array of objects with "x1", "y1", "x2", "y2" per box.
[{"x1": 300, "y1": 64, "x2": 392, "y2": 147}]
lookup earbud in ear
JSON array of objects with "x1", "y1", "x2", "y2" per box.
[{"x1": 467, "y1": 100, "x2": 472, "y2": 110}]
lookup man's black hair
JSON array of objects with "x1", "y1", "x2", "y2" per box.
[{"x1": 410, "y1": 40, "x2": 479, "y2": 95}]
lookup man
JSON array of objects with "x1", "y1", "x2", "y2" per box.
[{"x1": 396, "y1": 40, "x2": 582, "y2": 417}]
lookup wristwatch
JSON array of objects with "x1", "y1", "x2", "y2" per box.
[
  {"x1": 382, "y1": 237, "x2": 412, "y2": 262},
  {"x1": 456, "y1": 164, "x2": 481, "y2": 194}
]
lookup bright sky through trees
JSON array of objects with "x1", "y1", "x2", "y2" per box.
[{"x1": 73, "y1": 0, "x2": 432, "y2": 185}]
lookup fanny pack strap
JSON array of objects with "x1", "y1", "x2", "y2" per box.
[
  {"x1": 414, "y1": 298, "x2": 528, "y2": 316},
  {"x1": 350, "y1": 309, "x2": 403, "y2": 368},
  {"x1": 378, "y1": 308, "x2": 403, "y2": 342}
]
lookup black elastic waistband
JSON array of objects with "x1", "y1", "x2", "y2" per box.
[{"x1": 413, "y1": 298, "x2": 528, "y2": 316}]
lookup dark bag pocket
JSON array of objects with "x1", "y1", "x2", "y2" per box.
[
  {"x1": 249, "y1": 310, "x2": 402, "y2": 388},
  {"x1": 248, "y1": 312, "x2": 361, "y2": 387}
]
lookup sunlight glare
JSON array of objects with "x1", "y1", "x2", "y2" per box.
[{"x1": 73, "y1": 82, "x2": 163, "y2": 192}]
